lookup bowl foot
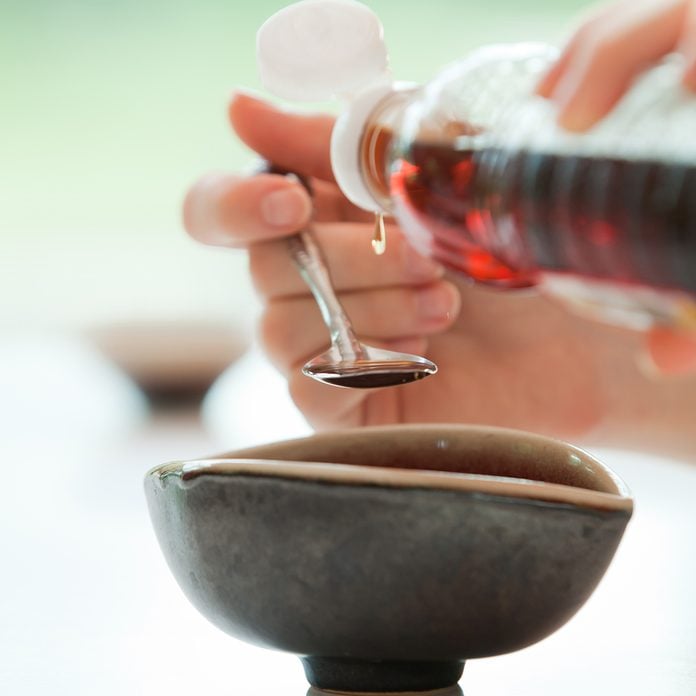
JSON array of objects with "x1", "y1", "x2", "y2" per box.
[{"x1": 301, "y1": 656, "x2": 465, "y2": 693}]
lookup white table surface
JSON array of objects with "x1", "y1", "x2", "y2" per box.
[{"x1": 2, "y1": 337, "x2": 695, "y2": 695}]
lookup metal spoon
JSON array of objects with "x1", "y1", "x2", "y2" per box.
[{"x1": 287, "y1": 229, "x2": 438, "y2": 389}]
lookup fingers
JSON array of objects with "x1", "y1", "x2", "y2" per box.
[
  {"x1": 229, "y1": 91, "x2": 336, "y2": 182},
  {"x1": 260, "y1": 280, "x2": 460, "y2": 377},
  {"x1": 538, "y1": 0, "x2": 688, "y2": 131},
  {"x1": 249, "y1": 223, "x2": 444, "y2": 298}
]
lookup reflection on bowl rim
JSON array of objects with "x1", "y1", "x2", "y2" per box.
[{"x1": 147, "y1": 425, "x2": 632, "y2": 514}]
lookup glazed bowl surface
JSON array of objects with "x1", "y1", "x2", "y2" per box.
[{"x1": 145, "y1": 424, "x2": 632, "y2": 693}]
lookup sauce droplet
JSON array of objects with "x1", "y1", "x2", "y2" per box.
[{"x1": 372, "y1": 212, "x2": 386, "y2": 255}]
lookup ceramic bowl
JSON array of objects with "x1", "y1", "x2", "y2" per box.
[{"x1": 145, "y1": 424, "x2": 632, "y2": 693}]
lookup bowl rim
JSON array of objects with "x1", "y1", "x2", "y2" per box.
[{"x1": 147, "y1": 425, "x2": 632, "y2": 513}]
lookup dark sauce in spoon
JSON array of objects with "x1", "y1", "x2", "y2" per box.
[{"x1": 304, "y1": 360, "x2": 436, "y2": 388}]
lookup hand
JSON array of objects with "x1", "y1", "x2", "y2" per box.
[
  {"x1": 184, "y1": 93, "x2": 696, "y2": 459},
  {"x1": 537, "y1": 0, "x2": 696, "y2": 376},
  {"x1": 536, "y1": 0, "x2": 696, "y2": 131}
]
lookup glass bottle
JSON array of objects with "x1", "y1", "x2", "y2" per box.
[{"x1": 258, "y1": 1, "x2": 696, "y2": 334}]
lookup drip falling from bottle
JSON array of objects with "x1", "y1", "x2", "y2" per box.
[{"x1": 372, "y1": 212, "x2": 386, "y2": 255}]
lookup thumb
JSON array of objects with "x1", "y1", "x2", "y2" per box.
[{"x1": 229, "y1": 91, "x2": 336, "y2": 183}]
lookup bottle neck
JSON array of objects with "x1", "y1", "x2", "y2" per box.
[{"x1": 359, "y1": 87, "x2": 418, "y2": 214}]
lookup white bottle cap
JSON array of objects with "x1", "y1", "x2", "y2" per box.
[
  {"x1": 257, "y1": 0, "x2": 389, "y2": 101},
  {"x1": 257, "y1": 0, "x2": 394, "y2": 213},
  {"x1": 330, "y1": 81, "x2": 396, "y2": 213}
]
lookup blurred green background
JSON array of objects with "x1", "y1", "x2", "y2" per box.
[{"x1": 1, "y1": 0, "x2": 590, "y2": 335}]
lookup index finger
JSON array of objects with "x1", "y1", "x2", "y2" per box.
[{"x1": 229, "y1": 91, "x2": 336, "y2": 183}]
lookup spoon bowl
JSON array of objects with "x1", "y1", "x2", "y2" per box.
[{"x1": 303, "y1": 344, "x2": 437, "y2": 388}]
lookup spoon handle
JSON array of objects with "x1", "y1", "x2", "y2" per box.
[{"x1": 287, "y1": 230, "x2": 366, "y2": 360}]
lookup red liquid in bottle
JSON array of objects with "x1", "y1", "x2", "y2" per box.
[{"x1": 390, "y1": 141, "x2": 696, "y2": 297}]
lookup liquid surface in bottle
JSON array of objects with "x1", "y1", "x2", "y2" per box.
[{"x1": 390, "y1": 140, "x2": 696, "y2": 296}]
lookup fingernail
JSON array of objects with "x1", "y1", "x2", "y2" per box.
[
  {"x1": 416, "y1": 283, "x2": 460, "y2": 322},
  {"x1": 557, "y1": 108, "x2": 596, "y2": 133},
  {"x1": 535, "y1": 71, "x2": 555, "y2": 99},
  {"x1": 550, "y1": 76, "x2": 597, "y2": 133},
  {"x1": 554, "y1": 90, "x2": 595, "y2": 132},
  {"x1": 261, "y1": 187, "x2": 310, "y2": 227},
  {"x1": 642, "y1": 327, "x2": 696, "y2": 377},
  {"x1": 404, "y1": 246, "x2": 445, "y2": 280}
]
